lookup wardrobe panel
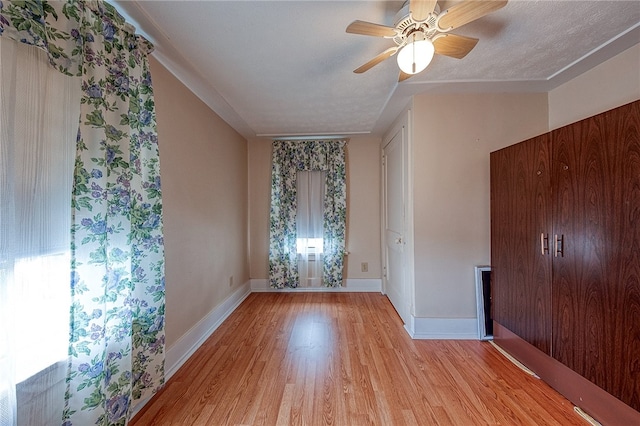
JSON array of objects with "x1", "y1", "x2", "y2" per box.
[
  {"x1": 491, "y1": 134, "x2": 552, "y2": 354},
  {"x1": 551, "y1": 113, "x2": 610, "y2": 381},
  {"x1": 552, "y1": 101, "x2": 640, "y2": 410},
  {"x1": 604, "y1": 101, "x2": 640, "y2": 410}
]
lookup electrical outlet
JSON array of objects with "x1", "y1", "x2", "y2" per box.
[
  {"x1": 229, "y1": 275, "x2": 234, "y2": 287},
  {"x1": 361, "y1": 262, "x2": 368, "y2": 273}
]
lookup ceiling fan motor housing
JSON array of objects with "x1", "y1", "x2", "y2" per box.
[{"x1": 392, "y1": 3, "x2": 441, "y2": 47}]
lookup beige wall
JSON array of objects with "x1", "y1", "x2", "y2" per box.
[
  {"x1": 549, "y1": 44, "x2": 640, "y2": 130},
  {"x1": 247, "y1": 137, "x2": 271, "y2": 278},
  {"x1": 151, "y1": 57, "x2": 249, "y2": 349},
  {"x1": 411, "y1": 93, "x2": 549, "y2": 318},
  {"x1": 344, "y1": 136, "x2": 382, "y2": 278},
  {"x1": 247, "y1": 136, "x2": 382, "y2": 281}
]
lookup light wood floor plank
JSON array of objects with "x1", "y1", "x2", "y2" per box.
[{"x1": 132, "y1": 293, "x2": 585, "y2": 425}]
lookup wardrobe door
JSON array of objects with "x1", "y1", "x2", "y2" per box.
[
  {"x1": 552, "y1": 101, "x2": 640, "y2": 410},
  {"x1": 491, "y1": 134, "x2": 552, "y2": 354},
  {"x1": 606, "y1": 101, "x2": 640, "y2": 410}
]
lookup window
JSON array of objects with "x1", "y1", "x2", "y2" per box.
[
  {"x1": 12, "y1": 254, "x2": 71, "y2": 383},
  {"x1": 296, "y1": 171, "x2": 326, "y2": 287},
  {"x1": 296, "y1": 170, "x2": 326, "y2": 255},
  {"x1": 1, "y1": 37, "x2": 80, "y2": 423}
]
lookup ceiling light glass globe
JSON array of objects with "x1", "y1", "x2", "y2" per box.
[{"x1": 397, "y1": 39, "x2": 435, "y2": 75}]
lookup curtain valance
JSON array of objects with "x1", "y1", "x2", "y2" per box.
[
  {"x1": 0, "y1": 0, "x2": 153, "y2": 77},
  {"x1": 273, "y1": 139, "x2": 345, "y2": 171}
]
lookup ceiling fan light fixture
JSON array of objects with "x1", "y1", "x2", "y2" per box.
[{"x1": 397, "y1": 36, "x2": 434, "y2": 75}]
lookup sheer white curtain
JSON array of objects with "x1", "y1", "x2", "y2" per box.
[
  {"x1": 0, "y1": 37, "x2": 80, "y2": 426},
  {"x1": 296, "y1": 171, "x2": 326, "y2": 287}
]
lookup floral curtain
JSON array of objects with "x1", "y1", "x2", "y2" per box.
[
  {"x1": 0, "y1": 1, "x2": 165, "y2": 425},
  {"x1": 269, "y1": 140, "x2": 347, "y2": 288}
]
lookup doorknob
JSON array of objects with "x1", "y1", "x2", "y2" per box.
[{"x1": 395, "y1": 237, "x2": 402, "y2": 244}]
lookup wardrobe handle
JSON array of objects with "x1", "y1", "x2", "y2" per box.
[
  {"x1": 540, "y1": 233, "x2": 549, "y2": 255},
  {"x1": 554, "y1": 234, "x2": 564, "y2": 257}
]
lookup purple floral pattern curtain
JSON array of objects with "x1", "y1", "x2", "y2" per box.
[
  {"x1": 0, "y1": 1, "x2": 165, "y2": 424},
  {"x1": 269, "y1": 140, "x2": 347, "y2": 288}
]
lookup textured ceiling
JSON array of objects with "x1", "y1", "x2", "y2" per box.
[{"x1": 114, "y1": 1, "x2": 640, "y2": 139}]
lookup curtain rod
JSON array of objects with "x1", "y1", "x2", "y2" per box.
[
  {"x1": 271, "y1": 138, "x2": 350, "y2": 144},
  {"x1": 256, "y1": 132, "x2": 369, "y2": 140}
]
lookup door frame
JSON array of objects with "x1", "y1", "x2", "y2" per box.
[{"x1": 381, "y1": 107, "x2": 415, "y2": 328}]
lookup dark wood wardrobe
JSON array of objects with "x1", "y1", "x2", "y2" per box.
[{"x1": 490, "y1": 100, "x2": 640, "y2": 424}]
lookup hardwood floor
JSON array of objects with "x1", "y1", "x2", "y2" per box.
[{"x1": 131, "y1": 293, "x2": 586, "y2": 425}]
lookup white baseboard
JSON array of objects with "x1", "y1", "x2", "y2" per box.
[
  {"x1": 250, "y1": 278, "x2": 381, "y2": 292},
  {"x1": 406, "y1": 315, "x2": 478, "y2": 340},
  {"x1": 165, "y1": 281, "x2": 251, "y2": 379}
]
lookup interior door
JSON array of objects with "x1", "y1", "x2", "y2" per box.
[{"x1": 383, "y1": 126, "x2": 408, "y2": 323}]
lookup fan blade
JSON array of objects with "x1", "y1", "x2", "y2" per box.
[
  {"x1": 399, "y1": 70, "x2": 414, "y2": 82},
  {"x1": 433, "y1": 34, "x2": 479, "y2": 59},
  {"x1": 410, "y1": 0, "x2": 438, "y2": 22},
  {"x1": 437, "y1": 0, "x2": 508, "y2": 31},
  {"x1": 354, "y1": 47, "x2": 398, "y2": 73},
  {"x1": 346, "y1": 20, "x2": 397, "y2": 37}
]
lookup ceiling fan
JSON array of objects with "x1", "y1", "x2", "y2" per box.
[{"x1": 346, "y1": 0, "x2": 507, "y2": 81}]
